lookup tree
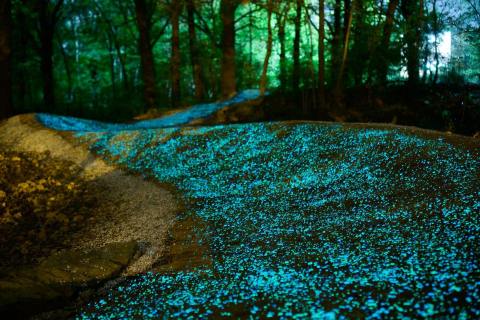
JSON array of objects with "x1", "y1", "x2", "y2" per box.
[
  {"x1": 431, "y1": 0, "x2": 440, "y2": 83},
  {"x1": 275, "y1": 2, "x2": 290, "y2": 91},
  {"x1": 220, "y1": 0, "x2": 240, "y2": 98},
  {"x1": 14, "y1": 0, "x2": 30, "y2": 110},
  {"x1": 334, "y1": 0, "x2": 355, "y2": 104},
  {"x1": 170, "y1": 0, "x2": 182, "y2": 107},
  {"x1": 318, "y1": 0, "x2": 325, "y2": 109},
  {"x1": 134, "y1": 0, "x2": 157, "y2": 111},
  {"x1": 38, "y1": 0, "x2": 64, "y2": 111},
  {"x1": 0, "y1": 0, "x2": 13, "y2": 119},
  {"x1": 331, "y1": 0, "x2": 342, "y2": 84},
  {"x1": 292, "y1": 0, "x2": 303, "y2": 93},
  {"x1": 3, "y1": 0, "x2": 475, "y2": 121},
  {"x1": 349, "y1": 0, "x2": 368, "y2": 86},
  {"x1": 187, "y1": 0, "x2": 205, "y2": 101},
  {"x1": 376, "y1": 0, "x2": 400, "y2": 83},
  {"x1": 401, "y1": 0, "x2": 424, "y2": 86},
  {"x1": 259, "y1": 0, "x2": 274, "y2": 95}
]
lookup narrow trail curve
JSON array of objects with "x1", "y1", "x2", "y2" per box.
[{"x1": 0, "y1": 115, "x2": 179, "y2": 275}]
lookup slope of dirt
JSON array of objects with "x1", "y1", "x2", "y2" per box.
[
  {"x1": 0, "y1": 115, "x2": 179, "y2": 275},
  {"x1": 0, "y1": 148, "x2": 95, "y2": 266}
]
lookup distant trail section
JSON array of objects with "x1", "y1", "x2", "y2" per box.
[{"x1": 36, "y1": 89, "x2": 261, "y2": 131}]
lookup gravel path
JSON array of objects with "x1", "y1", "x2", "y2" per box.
[
  {"x1": 63, "y1": 120, "x2": 479, "y2": 319},
  {"x1": 0, "y1": 115, "x2": 178, "y2": 275}
]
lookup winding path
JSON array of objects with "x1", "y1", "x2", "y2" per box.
[{"x1": 34, "y1": 92, "x2": 480, "y2": 319}]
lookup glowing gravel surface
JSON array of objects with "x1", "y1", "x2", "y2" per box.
[
  {"x1": 39, "y1": 113, "x2": 480, "y2": 318},
  {"x1": 37, "y1": 90, "x2": 261, "y2": 132}
]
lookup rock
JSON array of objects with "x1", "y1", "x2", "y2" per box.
[
  {"x1": 36, "y1": 241, "x2": 138, "y2": 287},
  {"x1": 0, "y1": 241, "x2": 138, "y2": 318}
]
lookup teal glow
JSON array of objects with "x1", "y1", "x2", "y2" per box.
[
  {"x1": 36, "y1": 90, "x2": 261, "y2": 131},
  {"x1": 39, "y1": 111, "x2": 480, "y2": 318}
]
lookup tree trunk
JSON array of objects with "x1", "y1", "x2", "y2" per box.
[
  {"x1": 350, "y1": 1, "x2": 366, "y2": 86},
  {"x1": 318, "y1": 0, "x2": 325, "y2": 109},
  {"x1": 248, "y1": 5, "x2": 254, "y2": 86},
  {"x1": 98, "y1": 4, "x2": 129, "y2": 91},
  {"x1": 341, "y1": 0, "x2": 351, "y2": 80},
  {"x1": 134, "y1": 0, "x2": 157, "y2": 111},
  {"x1": 106, "y1": 33, "x2": 117, "y2": 100},
  {"x1": 187, "y1": 0, "x2": 205, "y2": 101},
  {"x1": 277, "y1": 12, "x2": 287, "y2": 91},
  {"x1": 59, "y1": 39, "x2": 73, "y2": 103},
  {"x1": 334, "y1": 0, "x2": 354, "y2": 105},
  {"x1": 170, "y1": 0, "x2": 182, "y2": 107},
  {"x1": 39, "y1": 2, "x2": 55, "y2": 111},
  {"x1": 432, "y1": 0, "x2": 439, "y2": 84},
  {"x1": 343, "y1": 0, "x2": 351, "y2": 43},
  {"x1": 260, "y1": 0, "x2": 274, "y2": 95},
  {"x1": 220, "y1": 0, "x2": 239, "y2": 99},
  {"x1": 377, "y1": 0, "x2": 400, "y2": 83},
  {"x1": 401, "y1": 0, "x2": 423, "y2": 86},
  {"x1": 117, "y1": 45, "x2": 129, "y2": 90},
  {"x1": 331, "y1": 0, "x2": 342, "y2": 84},
  {"x1": 292, "y1": 0, "x2": 302, "y2": 93},
  {"x1": 16, "y1": 0, "x2": 30, "y2": 111},
  {"x1": 0, "y1": 0, "x2": 12, "y2": 119}
]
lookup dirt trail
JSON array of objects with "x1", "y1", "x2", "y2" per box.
[{"x1": 0, "y1": 115, "x2": 178, "y2": 275}]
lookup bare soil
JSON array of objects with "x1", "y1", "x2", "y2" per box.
[{"x1": 0, "y1": 115, "x2": 179, "y2": 275}]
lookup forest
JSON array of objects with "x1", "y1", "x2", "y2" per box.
[
  {"x1": 1, "y1": 1, "x2": 480, "y2": 318},
  {"x1": 0, "y1": 0, "x2": 479, "y2": 134}
]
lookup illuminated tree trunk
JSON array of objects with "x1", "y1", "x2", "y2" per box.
[
  {"x1": 170, "y1": 0, "x2": 182, "y2": 107},
  {"x1": 134, "y1": 0, "x2": 157, "y2": 110},
  {"x1": 187, "y1": 0, "x2": 205, "y2": 101},
  {"x1": 432, "y1": 0, "x2": 439, "y2": 84},
  {"x1": 318, "y1": 0, "x2": 325, "y2": 109},
  {"x1": 334, "y1": 0, "x2": 354, "y2": 105},
  {"x1": 220, "y1": 0, "x2": 240, "y2": 98},
  {"x1": 260, "y1": 0, "x2": 273, "y2": 95},
  {"x1": 292, "y1": 0, "x2": 302, "y2": 93},
  {"x1": 0, "y1": 0, "x2": 12, "y2": 119},
  {"x1": 340, "y1": 0, "x2": 351, "y2": 80},
  {"x1": 343, "y1": 0, "x2": 351, "y2": 45}
]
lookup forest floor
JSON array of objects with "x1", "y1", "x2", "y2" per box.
[{"x1": 1, "y1": 91, "x2": 480, "y2": 319}]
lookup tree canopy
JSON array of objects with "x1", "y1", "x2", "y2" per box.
[{"x1": 0, "y1": 0, "x2": 479, "y2": 121}]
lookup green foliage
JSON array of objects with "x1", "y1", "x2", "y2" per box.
[{"x1": 8, "y1": 0, "x2": 480, "y2": 118}]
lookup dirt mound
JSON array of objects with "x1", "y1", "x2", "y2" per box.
[{"x1": 0, "y1": 115, "x2": 179, "y2": 275}]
